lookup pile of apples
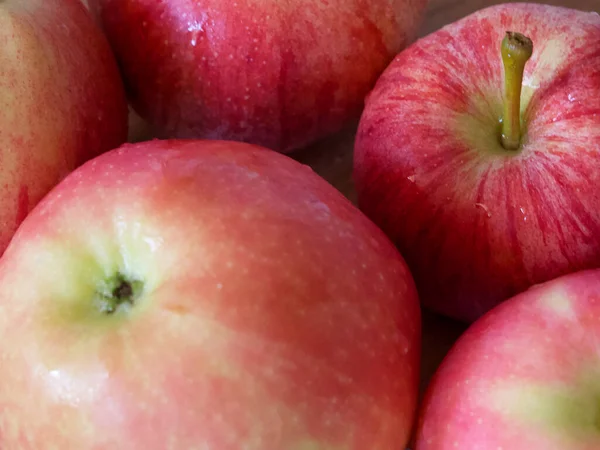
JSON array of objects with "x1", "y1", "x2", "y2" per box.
[{"x1": 0, "y1": 0, "x2": 598, "y2": 448}]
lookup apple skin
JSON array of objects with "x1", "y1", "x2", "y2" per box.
[
  {"x1": 89, "y1": 0, "x2": 428, "y2": 153},
  {"x1": 0, "y1": 0, "x2": 128, "y2": 255},
  {"x1": 353, "y1": 3, "x2": 600, "y2": 323},
  {"x1": 0, "y1": 139, "x2": 421, "y2": 449},
  {"x1": 415, "y1": 269, "x2": 600, "y2": 450}
]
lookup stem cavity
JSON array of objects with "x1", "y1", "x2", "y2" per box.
[{"x1": 95, "y1": 273, "x2": 143, "y2": 315}]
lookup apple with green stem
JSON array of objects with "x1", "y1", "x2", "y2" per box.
[
  {"x1": 415, "y1": 268, "x2": 600, "y2": 449},
  {"x1": 88, "y1": 0, "x2": 428, "y2": 153},
  {"x1": 0, "y1": 139, "x2": 421, "y2": 449},
  {"x1": 353, "y1": 3, "x2": 600, "y2": 323}
]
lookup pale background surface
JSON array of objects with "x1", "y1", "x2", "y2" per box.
[{"x1": 123, "y1": 0, "x2": 600, "y2": 395}]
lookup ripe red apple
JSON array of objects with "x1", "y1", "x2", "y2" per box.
[
  {"x1": 353, "y1": 3, "x2": 600, "y2": 322},
  {"x1": 415, "y1": 268, "x2": 600, "y2": 449},
  {"x1": 0, "y1": 139, "x2": 421, "y2": 449},
  {"x1": 0, "y1": 0, "x2": 128, "y2": 254},
  {"x1": 89, "y1": 0, "x2": 428, "y2": 153}
]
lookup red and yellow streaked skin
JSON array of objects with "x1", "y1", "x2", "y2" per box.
[
  {"x1": 90, "y1": 0, "x2": 427, "y2": 153},
  {"x1": 0, "y1": 140, "x2": 421, "y2": 449},
  {"x1": 354, "y1": 3, "x2": 600, "y2": 323},
  {"x1": 0, "y1": 0, "x2": 128, "y2": 254},
  {"x1": 416, "y1": 268, "x2": 600, "y2": 450}
]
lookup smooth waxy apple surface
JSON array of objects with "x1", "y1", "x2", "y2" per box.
[
  {"x1": 416, "y1": 269, "x2": 600, "y2": 449},
  {"x1": 0, "y1": 140, "x2": 421, "y2": 449},
  {"x1": 90, "y1": 0, "x2": 427, "y2": 153},
  {"x1": 0, "y1": 0, "x2": 128, "y2": 254},
  {"x1": 354, "y1": 3, "x2": 600, "y2": 322}
]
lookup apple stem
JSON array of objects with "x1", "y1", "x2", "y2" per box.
[
  {"x1": 95, "y1": 273, "x2": 142, "y2": 314},
  {"x1": 500, "y1": 31, "x2": 533, "y2": 151}
]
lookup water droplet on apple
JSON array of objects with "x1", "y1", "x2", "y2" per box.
[
  {"x1": 407, "y1": 175, "x2": 415, "y2": 183},
  {"x1": 143, "y1": 236, "x2": 163, "y2": 252},
  {"x1": 475, "y1": 203, "x2": 492, "y2": 218},
  {"x1": 524, "y1": 79, "x2": 540, "y2": 90},
  {"x1": 187, "y1": 19, "x2": 205, "y2": 33},
  {"x1": 519, "y1": 207, "x2": 528, "y2": 222},
  {"x1": 568, "y1": 93, "x2": 576, "y2": 102}
]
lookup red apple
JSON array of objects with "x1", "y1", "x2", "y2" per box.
[
  {"x1": 415, "y1": 268, "x2": 600, "y2": 449},
  {"x1": 89, "y1": 0, "x2": 428, "y2": 153},
  {"x1": 353, "y1": 3, "x2": 600, "y2": 322},
  {"x1": 0, "y1": 139, "x2": 421, "y2": 449},
  {"x1": 0, "y1": 0, "x2": 128, "y2": 254}
]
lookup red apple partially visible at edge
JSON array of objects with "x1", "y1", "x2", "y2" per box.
[
  {"x1": 0, "y1": 0, "x2": 128, "y2": 254},
  {"x1": 416, "y1": 269, "x2": 600, "y2": 449},
  {"x1": 0, "y1": 139, "x2": 421, "y2": 449},
  {"x1": 89, "y1": 0, "x2": 428, "y2": 153},
  {"x1": 353, "y1": 3, "x2": 600, "y2": 322}
]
